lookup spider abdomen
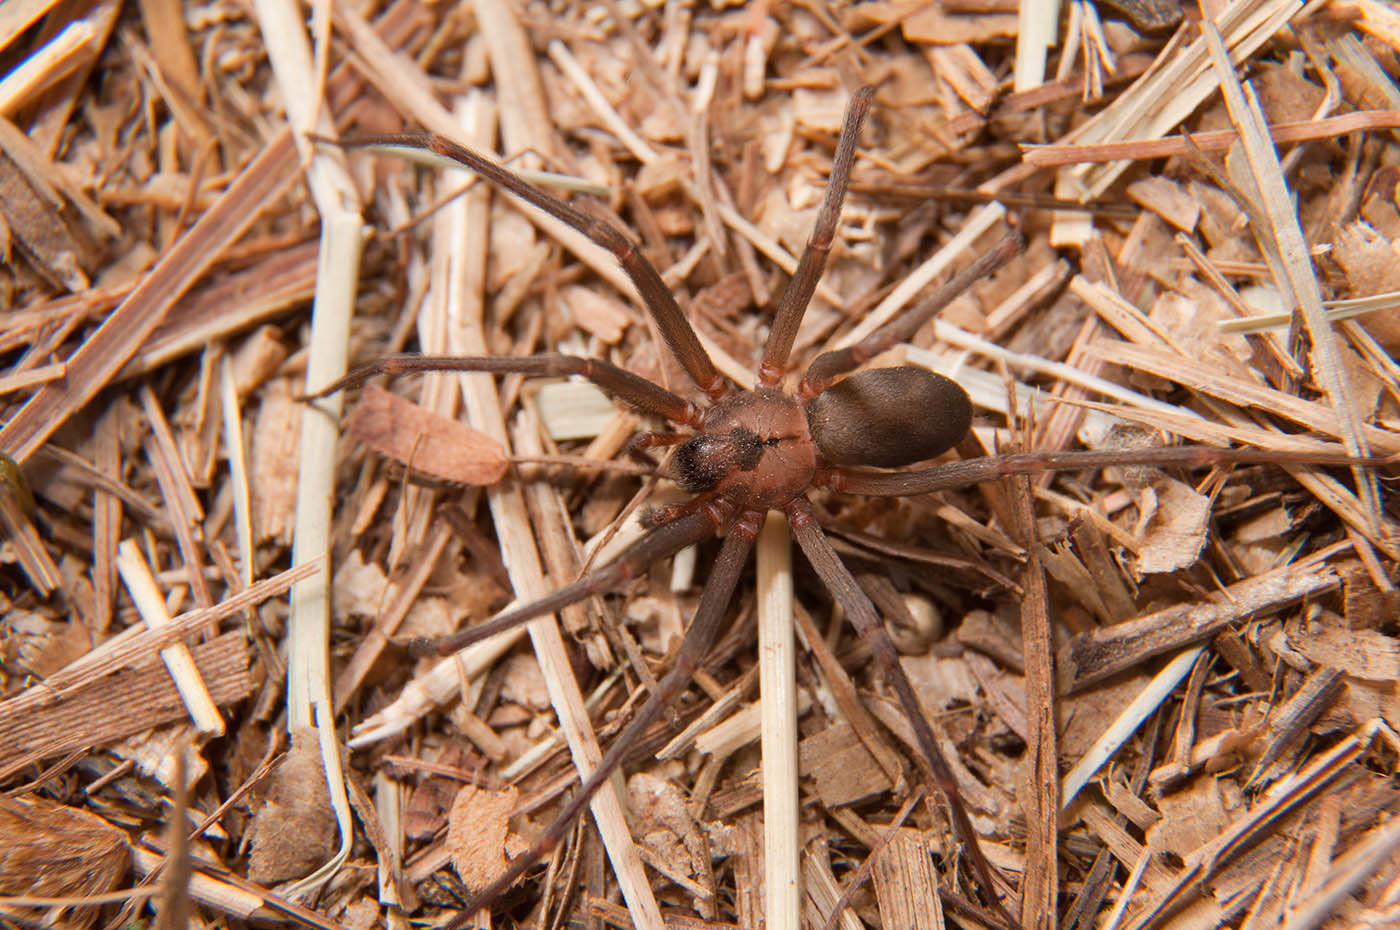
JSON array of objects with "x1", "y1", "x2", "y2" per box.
[{"x1": 807, "y1": 366, "x2": 972, "y2": 467}]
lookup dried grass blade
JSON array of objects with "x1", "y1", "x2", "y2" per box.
[
  {"x1": 120, "y1": 241, "x2": 319, "y2": 377},
  {"x1": 1014, "y1": 0, "x2": 1060, "y2": 92},
  {"x1": 1061, "y1": 645, "x2": 1206, "y2": 810},
  {"x1": 1082, "y1": 342, "x2": 1400, "y2": 454},
  {"x1": 1022, "y1": 108, "x2": 1400, "y2": 167},
  {"x1": 1047, "y1": 0, "x2": 1299, "y2": 200},
  {"x1": 254, "y1": 0, "x2": 367, "y2": 898},
  {"x1": 835, "y1": 203, "x2": 1007, "y2": 350},
  {"x1": 115, "y1": 540, "x2": 224, "y2": 735},
  {"x1": 0, "y1": 468, "x2": 58, "y2": 591},
  {"x1": 38, "y1": 558, "x2": 319, "y2": 698},
  {"x1": 139, "y1": 385, "x2": 211, "y2": 607},
  {"x1": 218, "y1": 358, "x2": 254, "y2": 588}
]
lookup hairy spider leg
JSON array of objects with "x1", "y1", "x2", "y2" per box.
[
  {"x1": 802, "y1": 232, "x2": 1024, "y2": 396},
  {"x1": 422, "y1": 502, "x2": 731, "y2": 657},
  {"x1": 304, "y1": 353, "x2": 703, "y2": 428},
  {"x1": 441, "y1": 508, "x2": 765, "y2": 929},
  {"x1": 788, "y1": 500, "x2": 1016, "y2": 928},
  {"x1": 825, "y1": 444, "x2": 1398, "y2": 497},
  {"x1": 337, "y1": 133, "x2": 731, "y2": 401},
  {"x1": 758, "y1": 86, "x2": 874, "y2": 387}
]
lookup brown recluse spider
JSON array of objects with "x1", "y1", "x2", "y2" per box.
[{"x1": 309, "y1": 87, "x2": 1385, "y2": 928}]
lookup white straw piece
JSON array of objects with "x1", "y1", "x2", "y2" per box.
[
  {"x1": 1061, "y1": 645, "x2": 1206, "y2": 808},
  {"x1": 115, "y1": 540, "x2": 224, "y2": 736},
  {"x1": 758, "y1": 511, "x2": 800, "y2": 930}
]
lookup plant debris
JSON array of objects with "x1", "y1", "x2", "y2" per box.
[{"x1": 1, "y1": 2, "x2": 1398, "y2": 930}]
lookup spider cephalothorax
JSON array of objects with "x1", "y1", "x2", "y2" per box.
[{"x1": 672, "y1": 389, "x2": 814, "y2": 501}]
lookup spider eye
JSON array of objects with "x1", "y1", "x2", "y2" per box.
[
  {"x1": 808, "y1": 366, "x2": 972, "y2": 467},
  {"x1": 675, "y1": 435, "x2": 727, "y2": 492},
  {"x1": 674, "y1": 428, "x2": 764, "y2": 491}
]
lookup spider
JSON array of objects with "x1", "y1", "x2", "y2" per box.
[{"x1": 310, "y1": 87, "x2": 1385, "y2": 929}]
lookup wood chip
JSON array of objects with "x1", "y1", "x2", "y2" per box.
[
  {"x1": 0, "y1": 795, "x2": 128, "y2": 925},
  {"x1": 447, "y1": 783, "x2": 525, "y2": 891},
  {"x1": 871, "y1": 829, "x2": 945, "y2": 930},
  {"x1": 246, "y1": 728, "x2": 339, "y2": 885},
  {"x1": 0, "y1": 632, "x2": 252, "y2": 779},
  {"x1": 1132, "y1": 477, "x2": 1211, "y2": 576},
  {"x1": 346, "y1": 384, "x2": 509, "y2": 486},
  {"x1": 802, "y1": 722, "x2": 894, "y2": 808}
]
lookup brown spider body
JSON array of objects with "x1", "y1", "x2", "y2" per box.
[
  {"x1": 314, "y1": 87, "x2": 1028, "y2": 926},
  {"x1": 670, "y1": 363, "x2": 972, "y2": 512}
]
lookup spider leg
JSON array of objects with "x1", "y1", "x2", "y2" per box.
[
  {"x1": 823, "y1": 444, "x2": 1395, "y2": 497},
  {"x1": 423, "y1": 500, "x2": 733, "y2": 656},
  {"x1": 340, "y1": 133, "x2": 730, "y2": 401},
  {"x1": 801, "y1": 232, "x2": 1023, "y2": 397},
  {"x1": 445, "y1": 509, "x2": 763, "y2": 927},
  {"x1": 637, "y1": 490, "x2": 721, "y2": 529},
  {"x1": 758, "y1": 86, "x2": 873, "y2": 387},
  {"x1": 787, "y1": 499, "x2": 1017, "y2": 930},
  {"x1": 302, "y1": 352, "x2": 703, "y2": 427}
]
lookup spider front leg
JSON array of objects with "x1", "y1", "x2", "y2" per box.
[
  {"x1": 444, "y1": 508, "x2": 764, "y2": 928},
  {"x1": 787, "y1": 499, "x2": 1017, "y2": 930},
  {"x1": 337, "y1": 133, "x2": 730, "y2": 401},
  {"x1": 302, "y1": 352, "x2": 703, "y2": 427},
  {"x1": 801, "y1": 232, "x2": 1023, "y2": 397}
]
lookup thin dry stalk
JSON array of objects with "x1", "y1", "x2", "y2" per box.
[
  {"x1": 253, "y1": 0, "x2": 366, "y2": 897},
  {"x1": 1008, "y1": 471, "x2": 1056, "y2": 927},
  {"x1": 1199, "y1": 11, "x2": 1379, "y2": 524},
  {"x1": 757, "y1": 511, "x2": 799, "y2": 930},
  {"x1": 114, "y1": 540, "x2": 223, "y2": 735},
  {"x1": 0, "y1": 131, "x2": 299, "y2": 463}
]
